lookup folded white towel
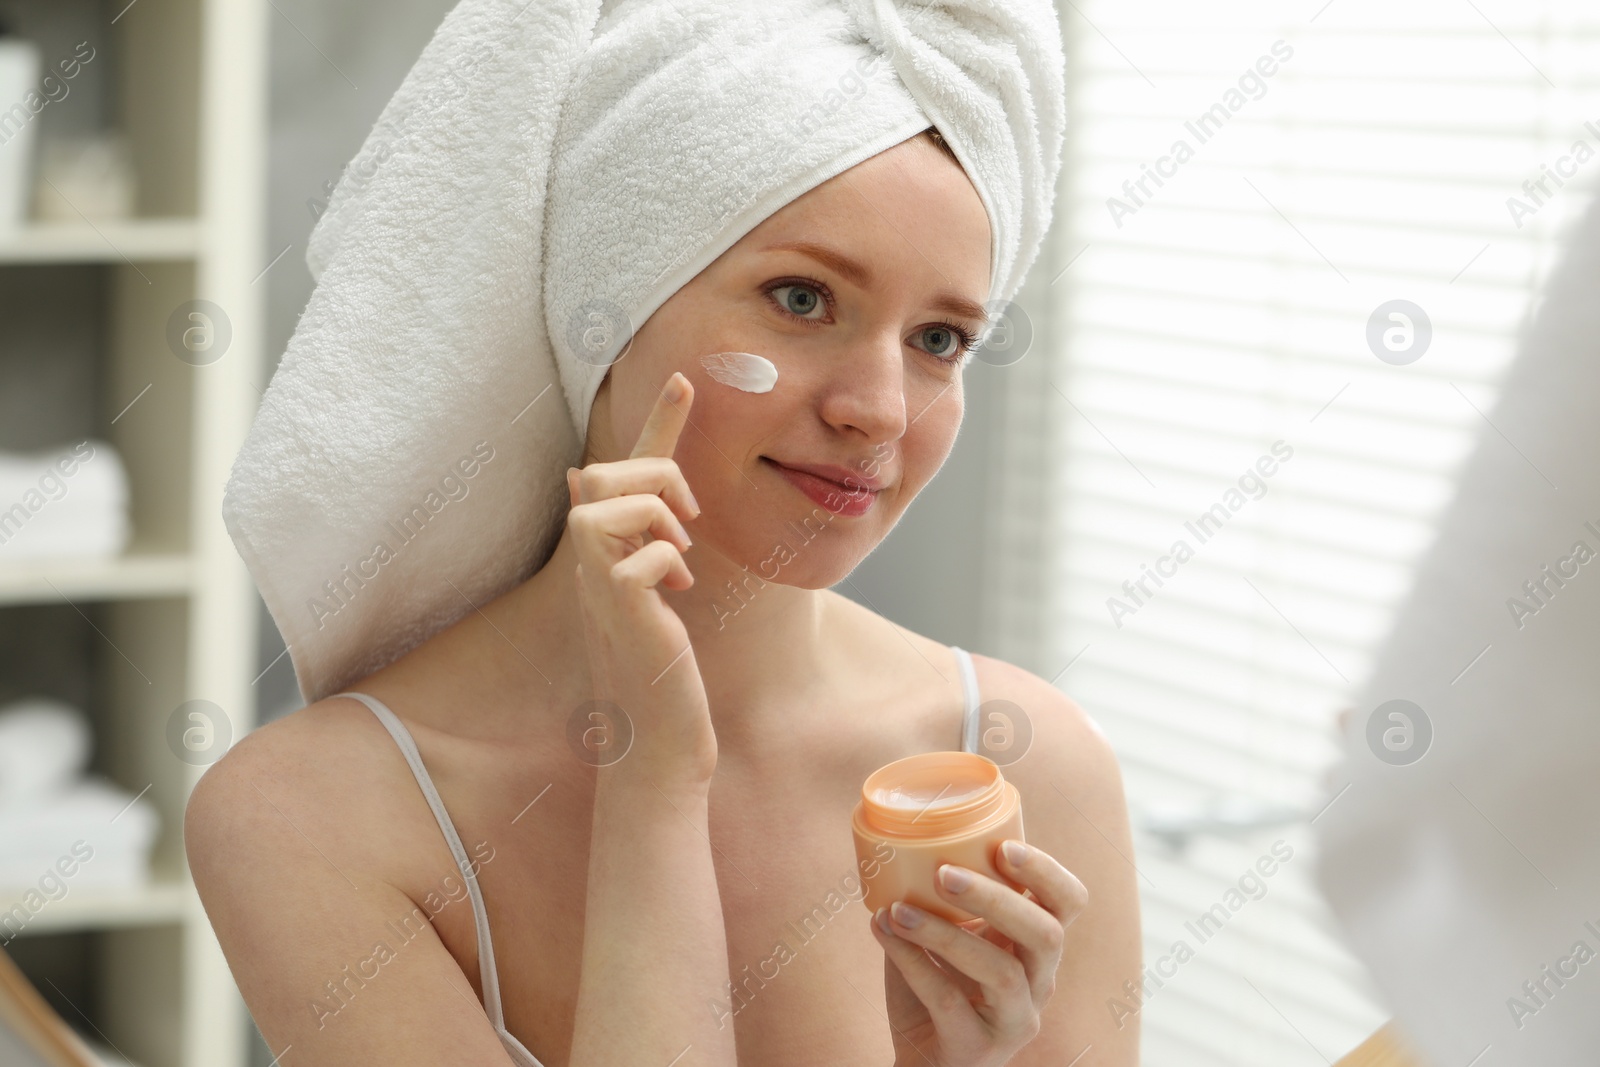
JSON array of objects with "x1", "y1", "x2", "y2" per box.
[
  {"x1": 222, "y1": 0, "x2": 1066, "y2": 702},
  {"x1": 0, "y1": 698, "x2": 91, "y2": 803},
  {"x1": 0, "y1": 777, "x2": 159, "y2": 890},
  {"x1": 0, "y1": 440, "x2": 130, "y2": 562},
  {"x1": 0, "y1": 507, "x2": 130, "y2": 560},
  {"x1": 0, "y1": 846, "x2": 153, "y2": 894}
]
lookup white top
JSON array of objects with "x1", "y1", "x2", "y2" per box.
[{"x1": 333, "y1": 643, "x2": 982, "y2": 1063}]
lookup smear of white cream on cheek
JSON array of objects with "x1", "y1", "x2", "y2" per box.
[{"x1": 699, "y1": 351, "x2": 778, "y2": 394}]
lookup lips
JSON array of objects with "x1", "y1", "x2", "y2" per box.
[{"x1": 762, "y1": 457, "x2": 884, "y2": 517}]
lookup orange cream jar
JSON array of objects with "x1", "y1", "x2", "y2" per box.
[{"x1": 851, "y1": 751, "x2": 1026, "y2": 925}]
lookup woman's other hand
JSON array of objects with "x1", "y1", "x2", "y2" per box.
[
  {"x1": 566, "y1": 370, "x2": 712, "y2": 785},
  {"x1": 870, "y1": 839, "x2": 1088, "y2": 1067}
]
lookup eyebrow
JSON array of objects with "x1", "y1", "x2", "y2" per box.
[{"x1": 760, "y1": 240, "x2": 989, "y2": 324}]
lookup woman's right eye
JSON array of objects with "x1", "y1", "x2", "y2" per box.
[{"x1": 767, "y1": 283, "x2": 829, "y2": 321}]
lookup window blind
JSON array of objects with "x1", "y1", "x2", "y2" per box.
[{"x1": 998, "y1": 2, "x2": 1600, "y2": 1063}]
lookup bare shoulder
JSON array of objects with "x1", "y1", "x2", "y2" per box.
[
  {"x1": 182, "y1": 696, "x2": 526, "y2": 1062},
  {"x1": 186, "y1": 695, "x2": 381, "y2": 830},
  {"x1": 965, "y1": 651, "x2": 1123, "y2": 799},
  {"x1": 817, "y1": 591, "x2": 1123, "y2": 798},
  {"x1": 964, "y1": 653, "x2": 1142, "y2": 1065},
  {"x1": 184, "y1": 694, "x2": 426, "y2": 895},
  {"x1": 961, "y1": 651, "x2": 1131, "y2": 868}
]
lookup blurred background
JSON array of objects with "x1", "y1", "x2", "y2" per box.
[{"x1": 0, "y1": 0, "x2": 1594, "y2": 1065}]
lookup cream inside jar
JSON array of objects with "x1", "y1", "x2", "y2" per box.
[{"x1": 873, "y1": 781, "x2": 994, "y2": 810}]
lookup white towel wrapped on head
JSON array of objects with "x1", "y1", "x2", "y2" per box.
[{"x1": 222, "y1": 0, "x2": 1067, "y2": 702}]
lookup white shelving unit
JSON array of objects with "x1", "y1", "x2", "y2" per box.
[
  {"x1": 0, "y1": 218, "x2": 202, "y2": 263},
  {"x1": 1, "y1": 2, "x2": 266, "y2": 1066},
  {"x1": 0, "y1": 549, "x2": 195, "y2": 606}
]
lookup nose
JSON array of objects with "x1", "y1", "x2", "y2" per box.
[{"x1": 815, "y1": 330, "x2": 908, "y2": 442}]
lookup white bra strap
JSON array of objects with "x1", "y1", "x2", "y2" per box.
[
  {"x1": 951, "y1": 646, "x2": 981, "y2": 754},
  {"x1": 335, "y1": 691, "x2": 510, "y2": 1031}
]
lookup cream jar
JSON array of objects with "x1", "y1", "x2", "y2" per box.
[{"x1": 851, "y1": 751, "x2": 1026, "y2": 925}]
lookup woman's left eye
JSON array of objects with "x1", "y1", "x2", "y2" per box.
[
  {"x1": 916, "y1": 323, "x2": 979, "y2": 364},
  {"x1": 768, "y1": 283, "x2": 829, "y2": 320}
]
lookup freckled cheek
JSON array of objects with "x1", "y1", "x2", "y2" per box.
[
  {"x1": 674, "y1": 388, "x2": 766, "y2": 498},
  {"x1": 890, "y1": 420, "x2": 961, "y2": 499}
]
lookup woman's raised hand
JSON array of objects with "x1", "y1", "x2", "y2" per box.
[
  {"x1": 566, "y1": 371, "x2": 714, "y2": 786},
  {"x1": 871, "y1": 840, "x2": 1089, "y2": 1067}
]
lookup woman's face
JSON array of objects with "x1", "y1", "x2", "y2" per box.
[{"x1": 585, "y1": 133, "x2": 992, "y2": 589}]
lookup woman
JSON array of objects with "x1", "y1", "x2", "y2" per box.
[{"x1": 190, "y1": 2, "x2": 1139, "y2": 1065}]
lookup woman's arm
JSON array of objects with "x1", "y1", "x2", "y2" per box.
[
  {"x1": 1007, "y1": 677, "x2": 1142, "y2": 1066},
  {"x1": 563, "y1": 370, "x2": 737, "y2": 1065},
  {"x1": 186, "y1": 711, "x2": 525, "y2": 1066},
  {"x1": 571, "y1": 766, "x2": 733, "y2": 1063}
]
